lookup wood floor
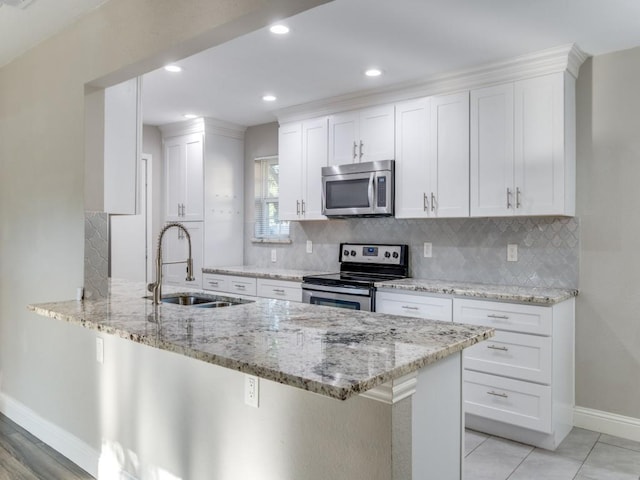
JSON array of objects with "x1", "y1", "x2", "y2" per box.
[{"x1": 0, "y1": 413, "x2": 92, "y2": 480}]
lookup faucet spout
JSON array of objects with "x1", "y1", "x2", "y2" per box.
[{"x1": 148, "y1": 222, "x2": 196, "y2": 305}]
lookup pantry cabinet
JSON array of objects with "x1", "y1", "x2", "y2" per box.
[
  {"x1": 279, "y1": 118, "x2": 328, "y2": 221},
  {"x1": 395, "y1": 92, "x2": 469, "y2": 219},
  {"x1": 470, "y1": 72, "x2": 575, "y2": 217},
  {"x1": 163, "y1": 132, "x2": 204, "y2": 222},
  {"x1": 328, "y1": 105, "x2": 394, "y2": 165}
]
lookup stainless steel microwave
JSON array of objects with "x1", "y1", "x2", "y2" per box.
[{"x1": 321, "y1": 160, "x2": 394, "y2": 217}]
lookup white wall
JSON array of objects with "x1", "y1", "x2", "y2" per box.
[
  {"x1": 0, "y1": 0, "x2": 328, "y2": 465},
  {"x1": 575, "y1": 48, "x2": 640, "y2": 419}
]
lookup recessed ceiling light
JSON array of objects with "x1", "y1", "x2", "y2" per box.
[
  {"x1": 164, "y1": 65, "x2": 182, "y2": 73},
  {"x1": 262, "y1": 95, "x2": 277, "y2": 102},
  {"x1": 364, "y1": 68, "x2": 383, "y2": 77},
  {"x1": 269, "y1": 24, "x2": 290, "y2": 35},
  {"x1": 183, "y1": 114, "x2": 198, "y2": 119}
]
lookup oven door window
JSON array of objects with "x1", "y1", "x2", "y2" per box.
[{"x1": 310, "y1": 296, "x2": 362, "y2": 310}]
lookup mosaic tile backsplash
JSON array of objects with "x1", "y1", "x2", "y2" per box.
[
  {"x1": 84, "y1": 211, "x2": 109, "y2": 299},
  {"x1": 244, "y1": 217, "x2": 579, "y2": 289}
]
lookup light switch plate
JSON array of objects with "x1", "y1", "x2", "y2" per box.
[
  {"x1": 423, "y1": 242, "x2": 432, "y2": 258},
  {"x1": 507, "y1": 244, "x2": 518, "y2": 262},
  {"x1": 306, "y1": 240, "x2": 313, "y2": 253},
  {"x1": 96, "y1": 337, "x2": 104, "y2": 364}
]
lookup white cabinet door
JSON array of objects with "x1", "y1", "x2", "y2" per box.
[
  {"x1": 359, "y1": 104, "x2": 395, "y2": 162},
  {"x1": 394, "y1": 98, "x2": 431, "y2": 219},
  {"x1": 430, "y1": 91, "x2": 470, "y2": 217},
  {"x1": 470, "y1": 83, "x2": 514, "y2": 217},
  {"x1": 328, "y1": 111, "x2": 359, "y2": 165},
  {"x1": 162, "y1": 222, "x2": 203, "y2": 288},
  {"x1": 301, "y1": 117, "x2": 328, "y2": 220},
  {"x1": 278, "y1": 122, "x2": 303, "y2": 221},
  {"x1": 104, "y1": 77, "x2": 141, "y2": 214},
  {"x1": 164, "y1": 133, "x2": 204, "y2": 222},
  {"x1": 514, "y1": 73, "x2": 568, "y2": 216}
]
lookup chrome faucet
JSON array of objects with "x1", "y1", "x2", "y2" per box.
[{"x1": 148, "y1": 222, "x2": 195, "y2": 304}]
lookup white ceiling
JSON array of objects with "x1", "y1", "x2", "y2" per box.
[
  {"x1": 0, "y1": 0, "x2": 109, "y2": 67},
  {"x1": 3, "y1": 0, "x2": 640, "y2": 128}
]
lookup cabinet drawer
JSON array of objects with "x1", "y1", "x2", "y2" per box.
[
  {"x1": 464, "y1": 370, "x2": 552, "y2": 433},
  {"x1": 202, "y1": 273, "x2": 256, "y2": 296},
  {"x1": 454, "y1": 298, "x2": 551, "y2": 335},
  {"x1": 202, "y1": 273, "x2": 229, "y2": 292},
  {"x1": 376, "y1": 291, "x2": 452, "y2": 322},
  {"x1": 464, "y1": 331, "x2": 552, "y2": 384},
  {"x1": 257, "y1": 279, "x2": 302, "y2": 302}
]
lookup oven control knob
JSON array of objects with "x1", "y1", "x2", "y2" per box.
[
  {"x1": 350, "y1": 250, "x2": 356, "y2": 257},
  {"x1": 392, "y1": 252, "x2": 399, "y2": 258},
  {"x1": 384, "y1": 251, "x2": 391, "y2": 258},
  {"x1": 343, "y1": 250, "x2": 349, "y2": 257}
]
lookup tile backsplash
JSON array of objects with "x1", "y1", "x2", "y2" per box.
[
  {"x1": 244, "y1": 217, "x2": 579, "y2": 288},
  {"x1": 84, "y1": 211, "x2": 109, "y2": 299}
]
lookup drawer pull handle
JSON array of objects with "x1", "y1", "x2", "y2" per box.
[
  {"x1": 273, "y1": 289, "x2": 285, "y2": 294},
  {"x1": 487, "y1": 314, "x2": 509, "y2": 320},
  {"x1": 401, "y1": 305, "x2": 419, "y2": 310},
  {"x1": 487, "y1": 345, "x2": 509, "y2": 352},
  {"x1": 487, "y1": 391, "x2": 508, "y2": 399},
  {"x1": 208, "y1": 281, "x2": 219, "y2": 286},
  {"x1": 234, "y1": 284, "x2": 246, "y2": 289}
]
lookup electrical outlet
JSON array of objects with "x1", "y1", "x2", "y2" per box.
[
  {"x1": 306, "y1": 240, "x2": 313, "y2": 253},
  {"x1": 271, "y1": 249, "x2": 277, "y2": 262},
  {"x1": 96, "y1": 337, "x2": 104, "y2": 364},
  {"x1": 423, "y1": 242, "x2": 432, "y2": 258},
  {"x1": 245, "y1": 375, "x2": 259, "y2": 408},
  {"x1": 507, "y1": 244, "x2": 518, "y2": 262}
]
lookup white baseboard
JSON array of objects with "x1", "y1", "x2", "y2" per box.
[
  {"x1": 574, "y1": 406, "x2": 640, "y2": 442},
  {"x1": 0, "y1": 392, "x2": 99, "y2": 478}
]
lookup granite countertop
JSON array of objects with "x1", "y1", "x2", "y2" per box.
[
  {"x1": 376, "y1": 278, "x2": 578, "y2": 305},
  {"x1": 28, "y1": 280, "x2": 493, "y2": 401},
  {"x1": 202, "y1": 266, "x2": 329, "y2": 282}
]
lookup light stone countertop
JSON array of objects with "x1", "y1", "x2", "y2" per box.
[
  {"x1": 202, "y1": 265, "x2": 330, "y2": 282},
  {"x1": 28, "y1": 279, "x2": 493, "y2": 401},
  {"x1": 376, "y1": 278, "x2": 578, "y2": 305}
]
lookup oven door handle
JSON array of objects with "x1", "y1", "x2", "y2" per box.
[{"x1": 301, "y1": 283, "x2": 371, "y2": 297}]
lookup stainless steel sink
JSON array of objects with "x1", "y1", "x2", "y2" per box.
[{"x1": 145, "y1": 293, "x2": 252, "y2": 308}]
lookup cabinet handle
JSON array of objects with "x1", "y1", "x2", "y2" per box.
[
  {"x1": 431, "y1": 192, "x2": 436, "y2": 212},
  {"x1": 401, "y1": 305, "x2": 419, "y2": 310},
  {"x1": 296, "y1": 200, "x2": 300, "y2": 215},
  {"x1": 208, "y1": 281, "x2": 219, "y2": 287},
  {"x1": 506, "y1": 188, "x2": 512, "y2": 209},
  {"x1": 352, "y1": 141, "x2": 357, "y2": 160},
  {"x1": 359, "y1": 140, "x2": 364, "y2": 160},
  {"x1": 487, "y1": 314, "x2": 510, "y2": 320},
  {"x1": 487, "y1": 344, "x2": 509, "y2": 352},
  {"x1": 516, "y1": 187, "x2": 522, "y2": 208},
  {"x1": 423, "y1": 193, "x2": 429, "y2": 211},
  {"x1": 273, "y1": 289, "x2": 285, "y2": 295},
  {"x1": 301, "y1": 199, "x2": 306, "y2": 215},
  {"x1": 487, "y1": 391, "x2": 509, "y2": 399},
  {"x1": 234, "y1": 284, "x2": 246, "y2": 290}
]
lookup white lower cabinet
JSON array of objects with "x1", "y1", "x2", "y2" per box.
[
  {"x1": 454, "y1": 297, "x2": 575, "y2": 450},
  {"x1": 376, "y1": 291, "x2": 452, "y2": 322},
  {"x1": 257, "y1": 278, "x2": 302, "y2": 302}
]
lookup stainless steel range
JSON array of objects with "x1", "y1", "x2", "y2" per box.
[{"x1": 302, "y1": 243, "x2": 409, "y2": 312}]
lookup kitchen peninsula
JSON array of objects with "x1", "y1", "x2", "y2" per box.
[{"x1": 29, "y1": 279, "x2": 492, "y2": 480}]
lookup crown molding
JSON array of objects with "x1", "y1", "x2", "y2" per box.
[
  {"x1": 276, "y1": 44, "x2": 589, "y2": 124},
  {"x1": 159, "y1": 117, "x2": 246, "y2": 139}
]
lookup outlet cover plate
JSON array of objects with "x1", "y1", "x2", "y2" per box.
[
  {"x1": 423, "y1": 242, "x2": 432, "y2": 258},
  {"x1": 245, "y1": 375, "x2": 259, "y2": 408},
  {"x1": 507, "y1": 244, "x2": 518, "y2": 262}
]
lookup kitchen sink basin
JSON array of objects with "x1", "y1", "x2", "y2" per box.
[{"x1": 145, "y1": 293, "x2": 252, "y2": 308}]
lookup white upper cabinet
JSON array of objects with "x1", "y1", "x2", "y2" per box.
[
  {"x1": 395, "y1": 91, "x2": 469, "y2": 218},
  {"x1": 471, "y1": 72, "x2": 575, "y2": 217},
  {"x1": 328, "y1": 105, "x2": 394, "y2": 165},
  {"x1": 104, "y1": 77, "x2": 142, "y2": 214},
  {"x1": 164, "y1": 132, "x2": 204, "y2": 222},
  {"x1": 279, "y1": 118, "x2": 328, "y2": 221}
]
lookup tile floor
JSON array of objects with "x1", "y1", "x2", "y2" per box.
[{"x1": 465, "y1": 428, "x2": 640, "y2": 480}]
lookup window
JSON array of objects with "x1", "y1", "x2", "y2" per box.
[{"x1": 254, "y1": 156, "x2": 290, "y2": 241}]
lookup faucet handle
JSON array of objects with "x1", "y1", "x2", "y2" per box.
[{"x1": 147, "y1": 282, "x2": 156, "y2": 292}]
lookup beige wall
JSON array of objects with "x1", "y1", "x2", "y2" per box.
[
  {"x1": 575, "y1": 47, "x2": 640, "y2": 419},
  {"x1": 0, "y1": 0, "x2": 328, "y2": 467}
]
